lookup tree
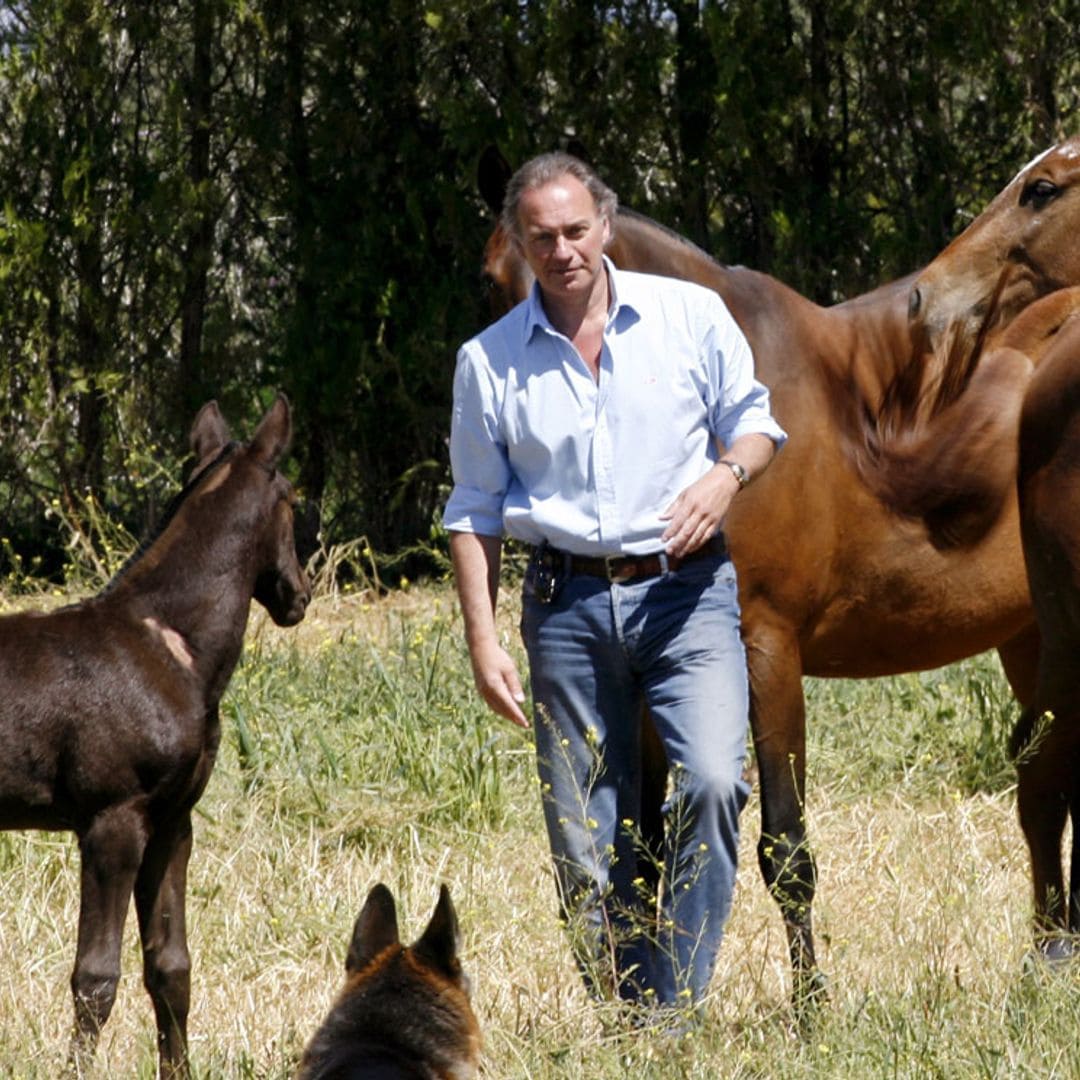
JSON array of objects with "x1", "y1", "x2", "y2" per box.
[{"x1": 3, "y1": 0, "x2": 1080, "y2": 583}]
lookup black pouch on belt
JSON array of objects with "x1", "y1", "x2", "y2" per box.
[{"x1": 526, "y1": 542, "x2": 565, "y2": 604}]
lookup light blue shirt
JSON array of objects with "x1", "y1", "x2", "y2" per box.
[{"x1": 445, "y1": 258, "x2": 786, "y2": 557}]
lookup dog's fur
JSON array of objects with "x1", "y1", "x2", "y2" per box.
[{"x1": 297, "y1": 883, "x2": 480, "y2": 1080}]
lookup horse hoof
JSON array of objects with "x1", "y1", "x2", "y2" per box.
[
  {"x1": 1021, "y1": 937, "x2": 1077, "y2": 975},
  {"x1": 1044, "y1": 938, "x2": 1077, "y2": 964},
  {"x1": 1041, "y1": 935, "x2": 1077, "y2": 965}
]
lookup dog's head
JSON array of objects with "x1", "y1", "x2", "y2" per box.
[{"x1": 299, "y1": 883, "x2": 481, "y2": 1080}]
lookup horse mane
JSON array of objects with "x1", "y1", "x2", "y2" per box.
[
  {"x1": 102, "y1": 442, "x2": 240, "y2": 593},
  {"x1": 876, "y1": 267, "x2": 1011, "y2": 441},
  {"x1": 831, "y1": 270, "x2": 1023, "y2": 549}
]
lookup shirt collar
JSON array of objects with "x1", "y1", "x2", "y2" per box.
[{"x1": 521, "y1": 256, "x2": 640, "y2": 345}]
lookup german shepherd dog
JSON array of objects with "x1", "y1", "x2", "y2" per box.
[{"x1": 297, "y1": 883, "x2": 481, "y2": 1079}]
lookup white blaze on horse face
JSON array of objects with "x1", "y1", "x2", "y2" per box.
[
  {"x1": 911, "y1": 139, "x2": 1080, "y2": 357},
  {"x1": 143, "y1": 616, "x2": 196, "y2": 672}
]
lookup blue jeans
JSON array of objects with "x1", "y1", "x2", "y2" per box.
[{"x1": 521, "y1": 550, "x2": 750, "y2": 1007}]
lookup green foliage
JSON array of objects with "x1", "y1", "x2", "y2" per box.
[
  {"x1": 221, "y1": 603, "x2": 522, "y2": 836},
  {"x1": 2, "y1": 0, "x2": 1080, "y2": 579}
]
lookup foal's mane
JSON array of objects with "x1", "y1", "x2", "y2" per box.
[{"x1": 103, "y1": 441, "x2": 240, "y2": 593}]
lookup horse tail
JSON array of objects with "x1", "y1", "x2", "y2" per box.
[{"x1": 836, "y1": 344, "x2": 1031, "y2": 549}]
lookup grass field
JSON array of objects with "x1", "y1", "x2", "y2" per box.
[{"x1": 0, "y1": 577, "x2": 1078, "y2": 1078}]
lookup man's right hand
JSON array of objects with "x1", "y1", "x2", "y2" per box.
[
  {"x1": 469, "y1": 638, "x2": 529, "y2": 728},
  {"x1": 449, "y1": 529, "x2": 531, "y2": 729}
]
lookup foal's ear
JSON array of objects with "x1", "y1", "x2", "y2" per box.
[
  {"x1": 411, "y1": 884, "x2": 462, "y2": 980},
  {"x1": 190, "y1": 400, "x2": 232, "y2": 464},
  {"x1": 250, "y1": 393, "x2": 293, "y2": 467},
  {"x1": 346, "y1": 883, "x2": 400, "y2": 975}
]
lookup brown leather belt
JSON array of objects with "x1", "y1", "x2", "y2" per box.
[{"x1": 561, "y1": 535, "x2": 728, "y2": 584}]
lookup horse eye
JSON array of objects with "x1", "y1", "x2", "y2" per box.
[{"x1": 1020, "y1": 178, "x2": 1059, "y2": 209}]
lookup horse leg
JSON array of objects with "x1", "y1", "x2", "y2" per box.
[
  {"x1": 1014, "y1": 703, "x2": 1071, "y2": 959},
  {"x1": 746, "y1": 629, "x2": 823, "y2": 1015},
  {"x1": 1069, "y1": 783, "x2": 1080, "y2": 937},
  {"x1": 638, "y1": 705, "x2": 667, "y2": 897},
  {"x1": 996, "y1": 622, "x2": 1041, "y2": 709},
  {"x1": 134, "y1": 813, "x2": 195, "y2": 1080},
  {"x1": 68, "y1": 803, "x2": 149, "y2": 1074}
]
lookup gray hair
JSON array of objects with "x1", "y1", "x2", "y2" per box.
[{"x1": 500, "y1": 152, "x2": 619, "y2": 239}]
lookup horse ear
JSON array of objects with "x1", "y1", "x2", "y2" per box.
[
  {"x1": 190, "y1": 400, "x2": 231, "y2": 464},
  {"x1": 411, "y1": 884, "x2": 461, "y2": 979},
  {"x1": 346, "y1": 883, "x2": 400, "y2": 975},
  {"x1": 478, "y1": 145, "x2": 512, "y2": 215},
  {"x1": 250, "y1": 393, "x2": 292, "y2": 467},
  {"x1": 565, "y1": 137, "x2": 591, "y2": 164}
]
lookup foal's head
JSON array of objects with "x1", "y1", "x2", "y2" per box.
[{"x1": 188, "y1": 394, "x2": 311, "y2": 627}]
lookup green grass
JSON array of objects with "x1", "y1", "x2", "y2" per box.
[{"x1": 0, "y1": 580, "x2": 1075, "y2": 1078}]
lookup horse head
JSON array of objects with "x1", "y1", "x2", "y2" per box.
[
  {"x1": 908, "y1": 135, "x2": 1080, "y2": 363},
  {"x1": 482, "y1": 220, "x2": 535, "y2": 316},
  {"x1": 479, "y1": 146, "x2": 534, "y2": 315},
  {"x1": 188, "y1": 394, "x2": 311, "y2": 627}
]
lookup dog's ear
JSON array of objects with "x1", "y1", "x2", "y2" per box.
[
  {"x1": 412, "y1": 884, "x2": 462, "y2": 980},
  {"x1": 346, "y1": 883, "x2": 400, "y2": 975}
]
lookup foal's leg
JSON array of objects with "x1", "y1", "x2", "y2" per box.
[
  {"x1": 69, "y1": 803, "x2": 149, "y2": 1073},
  {"x1": 745, "y1": 626, "x2": 823, "y2": 1014},
  {"x1": 135, "y1": 812, "x2": 195, "y2": 1080}
]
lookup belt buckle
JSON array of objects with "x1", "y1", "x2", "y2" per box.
[{"x1": 605, "y1": 555, "x2": 633, "y2": 584}]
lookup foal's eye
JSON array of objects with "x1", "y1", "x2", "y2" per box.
[{"x1": 1020, "y1": 178, "x2": 1060, "y2": 210}]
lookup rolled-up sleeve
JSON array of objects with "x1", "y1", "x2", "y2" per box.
[
  {"x1": 444, "y1": 344, "x2": 510, "y2": 537},
  {"x1": 704, "y1": 295, "x2": 787, "y2": 450}
]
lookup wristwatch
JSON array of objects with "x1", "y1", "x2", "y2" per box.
[{"x1": 721, "y1": 459, "x2": 749, "y2": 489}]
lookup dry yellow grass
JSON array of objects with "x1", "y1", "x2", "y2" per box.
[{"x1": 0, "y1": 584, "x2": 1070, "y2": 1078}]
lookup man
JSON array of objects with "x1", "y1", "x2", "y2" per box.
[{"x1": 445, "y1": 152, "x2": 785, "y2": 1013}]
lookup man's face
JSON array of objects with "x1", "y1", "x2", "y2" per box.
[{"x1": 515, "y1": 174, "x2": 610, "y2": 305}]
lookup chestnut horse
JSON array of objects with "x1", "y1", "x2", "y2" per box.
[
  {"x1": 1014, "y1": 303, "x2": 1080, "y2": 957},
  {"x1": 909, "y1": 136, "x2": 1080, "y2": 366},
  {"x1": 902, "y1": 137, "x2": 1080, "y2": 963},
  {"x1": 477, "y1": 147, "x2": 1064, "y2": 1008},
  {"x1": 901, "y1": 139, "x2": 1080, "y2": 957},
  {"x1": 0, "y1": 395, "x2": 310, "y2": 1077},
  {"x1": 855, "y1": 278, "x2": 1080, "y2": 961}
]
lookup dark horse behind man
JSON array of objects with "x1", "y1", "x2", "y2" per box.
[{"x1": 0, "y1": 394, "x2": 310, "y2": 1077}]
